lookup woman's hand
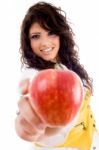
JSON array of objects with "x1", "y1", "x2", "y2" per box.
[{"x1": 15, "y1": 79, "x2": 61, "y2": 142}]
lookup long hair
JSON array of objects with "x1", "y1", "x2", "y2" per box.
[{"x1": 20, "y1": 1, "x2": 93, "y2": 93}]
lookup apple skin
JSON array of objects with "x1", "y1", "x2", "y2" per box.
[{"x1": 29, "y1": 69, "x2": 84, "y2": 127}]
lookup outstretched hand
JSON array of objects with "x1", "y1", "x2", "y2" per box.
[{"x1": 15, "y1": 79, "x2": 61, "y2": 142}]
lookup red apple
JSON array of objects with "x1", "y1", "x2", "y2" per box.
[{"x1": 29, "y1": 69, "x2": 83, "y2": 127}]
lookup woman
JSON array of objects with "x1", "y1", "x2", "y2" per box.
[{"x1": 15, "y1": 2, "x2": 99, "y2": 149}]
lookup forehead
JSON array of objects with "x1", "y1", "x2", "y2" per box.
[
  {"x1": 29, "y1": 22, "x2": 49, "y2": 34},
  {"x1": 30, "y1": 22, "x2": 42, "y2": 30}
]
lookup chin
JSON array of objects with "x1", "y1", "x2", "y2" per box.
[{"x1": 46, "y1": 58, "x2": 57, "y2": 62}]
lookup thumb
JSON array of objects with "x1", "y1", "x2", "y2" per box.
[{"x1": 19, "y1": 79, "x2": 30, "y2": 95}]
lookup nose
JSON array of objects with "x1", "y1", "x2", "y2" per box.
[{"x1": 40, "y1": 35, "x2": 51, "y2": 47}]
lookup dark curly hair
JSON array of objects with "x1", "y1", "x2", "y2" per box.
[{"x1": 20, "y1": 1, "x2": 93, "y2": 93}]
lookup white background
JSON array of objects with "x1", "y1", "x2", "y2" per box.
[{"x1": 0, "y1": 0, "x2": 99, "y2": 149}]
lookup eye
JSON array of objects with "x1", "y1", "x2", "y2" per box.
[
  {"x1": 48, "y1": 31, "x2": 57, "y2": 36},
  {"x1": 31, "y1": 34, "x2": 40, "y2": 40}
]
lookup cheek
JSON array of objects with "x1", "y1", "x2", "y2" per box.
[
  {"x1": 30, "y1": 41, "x2": 39, "y2": 52},
  {"x1": 54, "y1": 37, "x2": 60, "y2": 48}
]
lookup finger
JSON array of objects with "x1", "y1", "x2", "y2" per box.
[
  {"x1": 18, "y1": 96, "x2": 46, "y2": 132},
  {"x1": 19, "y1": 79, "x2": 30, "y2": 95},
  {"x1": 15, "y1": 116, "x2": 40, "y2": 142},
  {"x1": 17, "y1": 114, "x2": 40, "y2": 135}
]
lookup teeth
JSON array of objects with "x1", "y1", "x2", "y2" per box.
[{"x1": 41, "y1": 48, "x2": 52, "y2": 52}]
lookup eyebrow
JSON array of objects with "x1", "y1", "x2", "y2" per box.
[
  {"x1": 30, "y1": 32, "x2": 41, "y2": 35},
  {"x1": 29, "y1": 31, "x2": 49, "y2": 37}
]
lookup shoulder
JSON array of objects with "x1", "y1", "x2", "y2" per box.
[
  {"x1": 84, "y1": 88, "x2": 92, "y2": 100},
  {"x1": 20, "y1": 67, "x2": 39, "y2": 80}
]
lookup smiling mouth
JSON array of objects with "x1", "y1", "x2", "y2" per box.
[{"x1": 41, "y1": 48, "x2": 53, "y2": 53}]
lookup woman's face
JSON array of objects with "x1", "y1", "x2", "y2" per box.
[{"x1": 29, "y1": 22, "x2": 60, "y2": 62}]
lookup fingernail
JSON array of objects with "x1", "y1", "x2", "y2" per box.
[
  {"x1": 18, "y1": 85, "x2": 24, "y2": 94},
  {"x1": 19, "y1": 81, "x2": 23, "y2": 87},
  {"x1": 37, "y1": 124, "x2": 46, "y2": 130}
]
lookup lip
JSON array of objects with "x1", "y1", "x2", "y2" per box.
[
  {"x1": 41, "y1": 47, "x2": 53, "y2": 51},
  {"x1": 40, "y1": 47, "x2": 53, "y2": 54}
]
